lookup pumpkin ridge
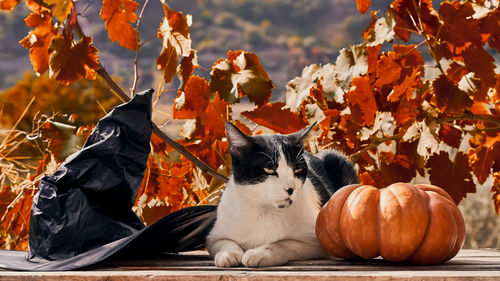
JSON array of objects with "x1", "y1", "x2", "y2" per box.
[{"x1": 408, "y1": 188, "x2": 432, "y2": 261}]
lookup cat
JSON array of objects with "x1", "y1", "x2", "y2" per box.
[{"x1": 206, "y1": 122, "x2": 359, "y2": 267}]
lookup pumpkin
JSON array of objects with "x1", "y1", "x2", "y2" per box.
[{"x1": 315, "y1": 183, "x2": 466, "y2": 265}]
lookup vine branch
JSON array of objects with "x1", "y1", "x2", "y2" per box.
[
  {"x1": 350, "y1": 135, "x2": 403, "y2": 160},
  {"x1": 73, "y1": 19, "x2": 229, "y2": 183}
]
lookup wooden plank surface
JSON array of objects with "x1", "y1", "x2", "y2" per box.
[{"x1": 0, "y1": 249, "x2": 499, "y2": 280}]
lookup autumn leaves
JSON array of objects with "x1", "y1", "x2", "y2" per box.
[{"x1": 2, "y1": 0, "x2": 500, "y2": 221}]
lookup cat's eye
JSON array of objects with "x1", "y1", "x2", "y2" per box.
[
  {"x1": 294, "y1": 168, "x2": 304, "y2": 174},
  {"x1": 264, "y1": 168, "x2": 277, "y2": 175}
]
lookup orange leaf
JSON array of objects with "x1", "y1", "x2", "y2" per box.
[
  {"x1": 366, "y1": 44, "x2": 380, "y2": 82},
  {"x1": 432, "y1": 75, "x2": 472, "y2": 114},
  {"x1": 0, "y1": 0, "x2": 20, "y2": 11},
  {"x1": 438, "y1": 124, "x2": 462, "y2": 148},
  {"x1": 156, "y1": 5, "x2": 191, "y2": 83},
  {"x1": 379, "y1": 151, "x2": 417, "y2": 184},
  {"x1": 45, "y1": 0, "x2": 73, "y2": 22},
  {"x1": 462, "y1": 45, "x2": 496, "y2": 89},
  {"x1": 345, "y1": 76, "x2": 377, "y2": 126},
  {"x1": 392, "y1": 99, "x2": 419, "y2": 126},
  {"x1": 391, "y1": 0, "x2": 438, "y2": 41},
  {"x1": 437, "y1": 1, "x2": 482, "y2": 48},
  {"x1": 375, "y1": 51, "x2": 401, "y2": 89},
  {"x1": 156, "y1": 41, "x2": 179, "y2": 84},
  {"x1": 100, "y1": 0, "x2": 139, "y2": 50},
  {"x1": 492, "y1": 172, "x2": 500, "y2": 215},
  {"x1": 359, "y1": 171, "x2": 377, "y2": 186},
  {"x1": 19, "y1": 11, "x2": 59, "y2": 74},
  {"x1": 427, "y1": 151, "x2": 475, "y2": 204},
  {"x1": 241, "y1": 102, "x2": 306, "y2": 134},
  {"x1": 173, "y1": 76, "x2": 211, "y2": 115},
  {"x1": 0, "y1": 187, "x2": 35, "y2": 250},
  {"x1": 48, "y1": 34, "x2": 100, "y2": 85},
  {"x1": 210, "y1": 51, "x2": 274, "y2": 106},
  {"x1": 177, "y1": 50, "x2": 198, "y2": 91},
  {"x1": 468, "y1": 135, "x2": 500, "y2": 185},
  {"x1": 446, "y1": 62, "x2": 467, "y2": 84},
  {"x1": 480, "y1": 8, "x2": 500, "y2": 51},
  {"x1": 25, "y1": 0, "x2": 50, "y2": 12},
  {"x1": 233, "y1": 120, "x2": 251, "y2": 135},
  {"x1": 390, "y1": 67, "x2": 420, "y2": 102},
  {"x1": 356, "y1": 0, "x2": 371, "y2": 14},
  {"x1": 199, "y1": 94, "x2": 229, "y2": 141}
]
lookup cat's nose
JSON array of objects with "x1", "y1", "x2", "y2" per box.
[{"x1": 286, "y1": 188, "x2": 294, "y2": 195}]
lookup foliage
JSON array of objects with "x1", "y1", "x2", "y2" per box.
[{"x1": 0, "y1": 0, "x2": 499, "y2": 251}]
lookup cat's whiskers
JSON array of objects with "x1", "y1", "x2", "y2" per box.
[
  {"x1": 257, "y1": 151, "x2": 276, "y2": 166},
  {"x1": 294, "y1": 146, "x2": 305, "y2": 165}
]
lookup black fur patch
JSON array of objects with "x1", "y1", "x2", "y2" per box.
[{"x1": 231, "y1": 134, "x2": 307, "y2": 185}]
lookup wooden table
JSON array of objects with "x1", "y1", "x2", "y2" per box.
[{"x1": 0, "y1": 249, "x2": 498, "y2": 280}]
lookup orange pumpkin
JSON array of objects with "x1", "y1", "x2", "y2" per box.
[{"x1": 315, "y1": 183, "x2": 466, "y2": 265}]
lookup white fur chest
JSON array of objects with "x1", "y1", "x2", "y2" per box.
[{"x1": 208, "y1": 178, "x2": 320, "y2": 250}]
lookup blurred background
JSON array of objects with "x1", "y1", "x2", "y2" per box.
[{"x1": 0, "y1": 0, "x2": 498, "y2": 249}]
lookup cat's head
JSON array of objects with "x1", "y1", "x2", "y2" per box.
[{"x1": 225, "y1": 122, "x2": 315, "y2": 209}]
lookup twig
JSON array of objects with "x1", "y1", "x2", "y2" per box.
[
  {"x1": 409, "y1": 0, "x2": 446, "y2": 76},
  {"x1": 0, "y1": 96, "x2": 35, "y2": 151},
  {"x1": 441, "y1": 114, "x2": 500, "y2": 127},
  {"x1": 349, "y1": 135, "x2": 402, "y2": 160},
  {"x1": 130, "y1": 0, "x2": 151, "y2": 96},
  {"x1": 72, "y1": 19, "x2": 229, "y2": 183}
]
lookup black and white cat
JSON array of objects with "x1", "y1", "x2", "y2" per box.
[{"x1": 206, "y1": 122, "x2": 359, "y2": 267}]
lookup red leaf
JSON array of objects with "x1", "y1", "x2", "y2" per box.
[
  {"x1": 233, "y1": 120, "x2": 252, "y2": 135},
  {"x1": 241, "y1": 102, "x2": 307, "y2": 134},
  {"x1": 462, "y1": 45, "x2": 496, "y2": 89},
  {"x1": 438, "y1": 124, "x2": 462, "y2": 148},
  {"x1": 177, "y1": 50, "x2": 198, "y2": 91},
  {"x1": 156, "y1": 6, "x2": 192, "y2": 83},
  {"x1": 359, "y1": 171, "x2": 377, "y2": 186},
  {"x1": 480, "y1": 8, "x2": 500, "y2": 51},
  {"x1": 379, "y1": 151, "x2": 417, "y2": 184},
  {"x1": 427, "y1": 151, "x2": 475, "y2": 204},
  {"x1": 432, "y1": 75, "x2": 472, "y2": 114},
  {"x1": 446, "y1": 62, "x2": 467, "y2": 84},
  {"x1": 0, "y1": 0, "x2": 20, "y2": 11},
  {"x1": 356, "y1": 0, "x2": 371, "y2": 14},
  {"x1": 391, "y1": 68, "x2": 420, "y2": 102},
  {"x1": 0, "y1": 187, "x2": 35, "y2": 250},
  {"x1": 48, "y1": 34, "x2": 100, "y2": 85},
  {"x1": 100, "y1": 0, "x2": 139, "y2": 50},
  {"x1": 46, "y1": 0, "x2": 73, "y2": 22},
  {"x1": 492, "y1": 172, "x2": 500, "y2": 215},
  {"x1": 391, "y1": 0, "x2": 438, "y2": 41},
  {"x1": 156, "y1": 41, "x2": 179, "y2": 84},
  {"x1": 468, "y1": 135, "x2": 500, "y2": 184},
  {"x1": 366, "y1": 44, "x2": 380, "y2": 83},
  {"x1": 19, "y1": 12, "x2": 59, "y2": 74},
  {"x1": 438, "y1": 1, "x2": 482, "y2": 48},
  {"x1": 345, "y1": 76, "x2": 377, "y2": 126}
]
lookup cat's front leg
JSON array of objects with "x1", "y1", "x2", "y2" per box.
[
  {"x1": 242, "y1": 239, "x2": 326, "y2": 267},
  {"x1": 207, "y1": 238, "x2": 244, "y2": 267}
]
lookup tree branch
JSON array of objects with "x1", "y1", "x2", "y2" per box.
[
  {"x1": 349, "y1": 135, "x2": 402, "y2": 160},
  {"x1": 73, "y1": 18, "x2": 229, "y2": 183},
  {"x1": 441, "y1": 114, "x2": 500, "y2": 128},
  {"x1": 130, "y1": 0, "x2": 150, "y2": 96}
]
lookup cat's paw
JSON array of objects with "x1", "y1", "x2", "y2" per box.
[
  {"x1": 242, "y1": 246, "x2": 274, "y2": 267},
  {"x1": 214, "y1": 250, "x2": 243, "y2": 267}
]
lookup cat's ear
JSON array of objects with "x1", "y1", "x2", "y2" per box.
[
  {"x1": 293, "y1": 121, "x2": 317, "y2": 143},
  {"x1": 225, "y1": 122, "x2": 254, "y2": 157}
]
